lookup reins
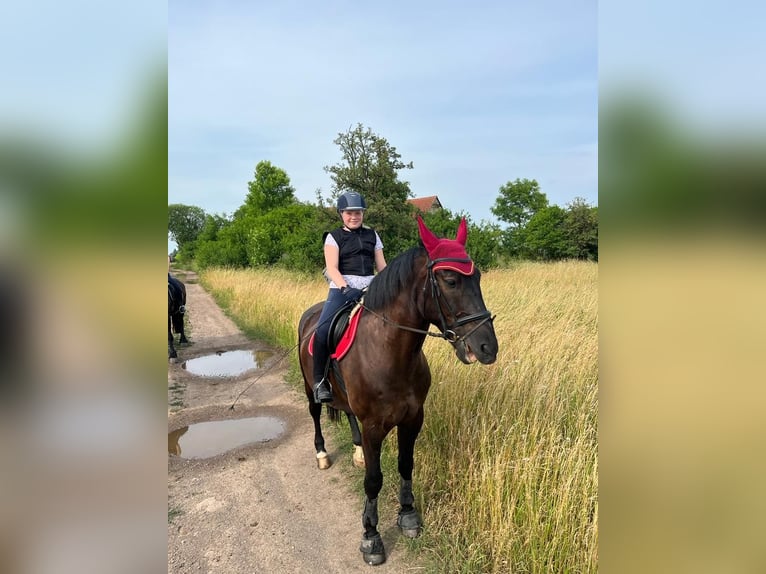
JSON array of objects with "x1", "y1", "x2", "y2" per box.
[
  {"x1": 227, "y1": 342, "x2": 299, "y2": 411},
  {"x1": 228, "y1": 301, "x2": 346, "y2": 410},
  {"x1": 357, "y1": 306, "x2": 448, "y2": 339}
]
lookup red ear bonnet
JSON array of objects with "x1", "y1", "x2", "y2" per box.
[{"x1": 417, "y1": 216, "x2": 475, "y2": 275}]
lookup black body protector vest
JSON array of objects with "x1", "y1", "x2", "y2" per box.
[{"x1": 328, "y1": 227, "x2": 376, "y2": 276}]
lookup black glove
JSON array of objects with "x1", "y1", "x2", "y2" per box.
[{"x1": 341, "y1": 286, "x2": 363, "y2": 303}]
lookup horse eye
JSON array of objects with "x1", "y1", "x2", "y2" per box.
[{"x1": 443, "y1": 276, "x2": 457, "y2": 287}]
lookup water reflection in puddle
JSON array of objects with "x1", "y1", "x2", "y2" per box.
[
  {"x1": 182, "y1": 349, "x2": 273, "y2": 377},
  {"x1": 168, "y1": 417, "x2": 285, "y2": 459}
]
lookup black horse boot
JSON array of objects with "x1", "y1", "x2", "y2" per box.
[{"x1": 312, "y1": 342, "x2": 333, "y2": 404}]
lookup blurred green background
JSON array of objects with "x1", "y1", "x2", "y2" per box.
[{"x1": 0, "y1": 3, "x2": 166, "y2": 574}]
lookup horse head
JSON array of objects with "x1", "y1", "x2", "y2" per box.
[{"x1": 417, "y1": 216, "x2": 497, "y2": 365}]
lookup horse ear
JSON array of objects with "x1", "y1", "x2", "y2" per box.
[
  {"x1": 455, "y1": 217, "x2": 468, "y2": 246},
  {"x1": 417, "y1": 215, "x2": 440, "y2": 252}
]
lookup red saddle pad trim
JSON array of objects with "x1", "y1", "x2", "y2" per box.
[{"x1": 308, "y1": 307, "x2": 364, "y2": 361}]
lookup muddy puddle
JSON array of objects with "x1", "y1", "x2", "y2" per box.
[
  {"x1": 182, "y1": 349, "x2": 273, "y2": 377},
  {"x1": 168, "y1": 416, "x2": 285, "y2": 459}
]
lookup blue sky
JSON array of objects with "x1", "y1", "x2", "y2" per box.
[{"x1": 168, "y1": 0, "x2": 598, "y2": 245}]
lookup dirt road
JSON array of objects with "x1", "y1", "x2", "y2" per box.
[{"x1": 167, "y1": 271, "x2": 418, "y2": 573}]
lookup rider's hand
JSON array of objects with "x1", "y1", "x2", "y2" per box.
[{"x1": 341, "y1": 286, "x2": 363, "y2": 303}]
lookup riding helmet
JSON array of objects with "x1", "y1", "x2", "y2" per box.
[{"x1": 337, "y1": 191, "x2": 367, "y2": 213}]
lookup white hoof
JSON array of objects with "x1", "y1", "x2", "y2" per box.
[
  {"x1": 352, "y1": 445, "x2": 365, "y2": 468},
  {"x1": 316, "y1": 451, "x2": 331, "y2": 470}
]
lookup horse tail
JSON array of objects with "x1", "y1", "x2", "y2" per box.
[{"x1": 327, "y1": 406, "x2": 343, "y2": 423}]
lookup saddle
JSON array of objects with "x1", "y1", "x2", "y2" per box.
[{"x1": 309, "y1": 300, "x2": 364, "y2": 361}]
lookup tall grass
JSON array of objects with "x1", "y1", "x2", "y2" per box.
[{"x1": 200, "y1": 261, "x2": 598, "y2": 573}]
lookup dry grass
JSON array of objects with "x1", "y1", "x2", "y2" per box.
[{"x1": 200, "y1": 261, "x2": 598, "y2": 573}]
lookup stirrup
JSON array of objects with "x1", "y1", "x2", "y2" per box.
[{"x1": 313, "y1": 379, "x2": 333, "y2": 404}]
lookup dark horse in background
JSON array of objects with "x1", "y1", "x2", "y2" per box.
[
  {"x1": 168, "y1": 274, "x2": 188, "y2": 359},
  {"x1": 298, "y1": 217, "x2": 498, "y2": 566}
]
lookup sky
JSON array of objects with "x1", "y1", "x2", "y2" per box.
[{"x1": 168, "y1": 0, "x2": 598, "y2": 249}]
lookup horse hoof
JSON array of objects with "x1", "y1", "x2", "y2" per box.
[
  {"x1": 352, "y1": 445, "x2": 365, "y2": 468},
  {"x1": 397, "y1": 509, "x2": 422, "y2": 538},
  {"x1": 316, "y1": 451, "x2": 331, "y2": 470},
  {"x1": 360, "y1": 534, "x2": 385, "y2": 565}
]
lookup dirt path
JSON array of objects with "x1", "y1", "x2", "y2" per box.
[{"x1": 167, "y1": 271, "x2": 417, "y2": 573}]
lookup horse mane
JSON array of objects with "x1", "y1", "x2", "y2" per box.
[{"x1": 364, "y1": 246, "x2": 425, "y2": 312}]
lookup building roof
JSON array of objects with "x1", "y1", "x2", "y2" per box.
[{"x1": 407, "y1": 195, "x2": 443, "y2": 212}]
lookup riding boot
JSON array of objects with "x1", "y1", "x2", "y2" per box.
[{"x1": 312, "y1": 341, "x2": 333, "y2": 404}]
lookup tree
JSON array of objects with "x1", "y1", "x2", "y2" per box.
[
  {"x1": 239, "y1": 160, "x2": 297, "y2": 217},
  {"x1": 194, "y1": 215, "x2": 249, "y2": 269},
  {"x1": 491, "y1": 178, "x2": 548, "y2": 258},
  {"x1": 518, "y1": 205, "x2": 569, "y2": 260},
  {"x1": 324, "y1": 124, "x2": 417, "y2": 257},
  {"x1": 563, "y1": 197, "x2": 598, "y2": 261},
  {"x1": 168, "y1": 204, "x2": 206, "y2": 247},
  {"x1": 491, "y1": 178, "x2": 548, "y2": 229},
  {"x1": 466, "y1": 220, "x2": 503, "y2": 269},
  {"x1": 174, "y1": 212, "x2": 230, "y2": 266},
  {"x1": 244, "y1": 203, "x2": 325, "y2": 269}
]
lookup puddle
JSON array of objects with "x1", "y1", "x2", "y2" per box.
[
  {"x1": 182, "y1": 349, "x2": 273, "y2": 377},
  {"x1": 168, "y1": 417, "x2": 285, "y2": 459}
]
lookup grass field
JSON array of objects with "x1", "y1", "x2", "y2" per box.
[{"x1": 200, "y1": 261, "x2": 598, "y2": 573}]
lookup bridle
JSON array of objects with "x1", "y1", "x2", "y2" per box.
[
  {"x1": 425, "y1": 257, "x2": 494, "y2": 343},
  {"x1": 361, "y1": 256, "x2": 494, "y2": 344}
]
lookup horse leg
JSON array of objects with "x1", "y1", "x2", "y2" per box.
[
  {"x1": 172, "y1": 310, "x2": 188, "y2": 345},
  {"x1": 178, "y1": 318, "x2": 188, "y2": 344},
  {"x1": 309, "y1": 400, "x2": 331, "y2": 469},
  {"x1": 168, "y1": 316, "x2": 177, "y2": 359},
  {"x1": 359, "y1": 426, "x2": 387, "y2": 565},
  {"x1": 396, "y1": 408, "x2": 424, "y2": 538},
  {"x1": 346, "y1": 413, "x2": 365, "y2": 468}
]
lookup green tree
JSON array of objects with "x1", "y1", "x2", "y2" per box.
[
  {"x1": 491, "y1": 178, "x2": 549, "y2": 229},
  {"x1": 184, "y1": 213, "x2": 248, "y2": 269},
  {"x1": 196, "y1": 213, "x2": 230, "y2": 242},
  {"x1": 324, "y1": 123, "x2": 417, "y2": 257},
  {"x1": 563, "y1": 197, "x2": 598, "y2": 261},
  {"x1": 168, "y1": 203, "x2": 207, "y2": 248},
  {"x1": 239, "y1": 160, "x2": 297, "y2": 216},
  {"x1": 518, "y1": 205, "x2": 569, "y2": 260},
  {"x1": 195, "y1": 219, "x2": 249, "y2": 269},
  {"x1": 491, "y1": 178, "x2": 548, "y2": 258},
  {"x1": 244, "y1": 203, "x2": 324, "y2": 269},
  {"x1": 467, "y1": 220, "x2": 503, "y2": 269}
]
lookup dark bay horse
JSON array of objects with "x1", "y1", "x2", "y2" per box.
[
  {"x1": 168, "y1": 274, "x2": 188, "y2": 359},
  {"x1": 297, "y1": 217, "x2": 498, "y2": 566}
]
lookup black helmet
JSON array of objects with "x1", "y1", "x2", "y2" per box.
[{"x1": 337, "y1": 191, "x2": 367, "y2": 213}]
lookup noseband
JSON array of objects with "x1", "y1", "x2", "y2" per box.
[{"x1": 425, "y1": 257, "x2": 494, "y2": 343}]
